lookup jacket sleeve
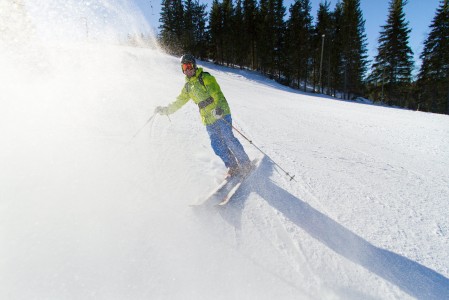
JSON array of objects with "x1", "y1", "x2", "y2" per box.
[{"x1": 166, "y1": 85, "x2": 190, "y2": 114}]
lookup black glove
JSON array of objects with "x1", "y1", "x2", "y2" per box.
[{"x1": 212, "y1": 107, "x2": 223, "y2": 119}]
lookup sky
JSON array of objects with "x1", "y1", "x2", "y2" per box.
[{"x1": 134, "y1": 0, "x2": 442, "y2": 71}]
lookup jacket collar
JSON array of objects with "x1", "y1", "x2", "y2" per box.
[{"x1": 186, "y1": 67, "x2": 203, "y2": 82}]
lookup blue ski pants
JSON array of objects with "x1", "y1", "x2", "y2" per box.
[{"x1": 206, "y1": 115, "x2": 250, "y2": 169}]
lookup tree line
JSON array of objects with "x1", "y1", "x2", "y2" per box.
[{"x1": 159, "y1": 0, "x2": 449, "y2": 115}]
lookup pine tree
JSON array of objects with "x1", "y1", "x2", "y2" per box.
[
  {"x1": 369, "y1": 0, "x2": 414, "y2": 107},
  {"x1": 286, "y1": 0, "x2": 313, "y2": 91},
  {"x1": 417, "y1": 0, "x2": 449, "y2": 114},
  {"x1": 233, "y1": 0, "x2": 246, "y2": 67},
  {"x1": 257, "y1": 0, "x2": 286, "y2": 79},
  {"x1": 274, "y1": 0, "x2": 287, "y2": 80},
  {"x1": 221, "y1": 0, "x2": 235, "y2": 65},
  {"x1": 209, "y1": 0, "x2": 224, "y2": 63},
  {"x1": 159, "y1": 0, "x2": 184, "y2": 54},
  {"x1": 257, "y1": 0, "x2": 274, "y2": 74},
  {"x1": 183, "y1": 0, "x2": 196, "y2": 53},
  {"x1": 191, "y1": 0, "x2": 209, "y2": 59},
  {"x1": 340, "y1": 0, "x2": 368, "y2": 99},
  {"x1": 242, "y1": 0, "x2": 259, "y2": 68}
]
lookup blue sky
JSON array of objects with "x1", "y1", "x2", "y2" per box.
[{"x1": 134, "y1": 0, "x2": 441, "y2": 70}]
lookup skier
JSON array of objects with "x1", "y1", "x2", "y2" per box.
[{"x1": 154, "y1": 54, "x2": 251, "y2": 177}]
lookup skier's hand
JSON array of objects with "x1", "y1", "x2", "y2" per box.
[
  {"x1": 212, "y1": 107, "x2": 223, "y2": 119},
  {"x1": 154, "y1": 106, "x2": 168, "y2": 115}
]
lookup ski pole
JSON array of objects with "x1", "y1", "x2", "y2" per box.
[
  {"x1": 222, "y1": 117, "x2": 296, "y2": 181},
  {"x1": 129, "y1": 113, "x2": 156, "y2": 143}
]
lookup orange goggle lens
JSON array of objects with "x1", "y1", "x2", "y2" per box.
[{"x1": 182, "y1": 63, "x2": 194, "y2": 72}]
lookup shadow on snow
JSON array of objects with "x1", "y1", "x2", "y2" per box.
[{"x1": 219, "y1": 156, "x2": 449, "y2": 300}]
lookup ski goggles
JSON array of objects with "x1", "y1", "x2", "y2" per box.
[{"x1": 181, "y1": 62, "x2": 195, "y2": 72}]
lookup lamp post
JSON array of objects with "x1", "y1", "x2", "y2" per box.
[
  {"x1": 319, "y1": 34, "x2": 325, "y2": 93},
  {"x1": 381, "y1": 67, "x2": 385, "y2": 102}
]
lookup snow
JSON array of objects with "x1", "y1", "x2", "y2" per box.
[{"x1": 2, "y1": 2, "x2": 449, "y2": 299}]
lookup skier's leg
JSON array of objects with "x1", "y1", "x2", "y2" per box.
[
  {"x1": 206, "y1": 121, "x2": 238, "y2": 168},
  {"x1": 220, "y1": 115, "x2": 250, "y2": 166}
]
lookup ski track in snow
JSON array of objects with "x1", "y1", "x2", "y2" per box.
[{"x1": 2, "y1": 11, "x2": 449, "y2": 298}]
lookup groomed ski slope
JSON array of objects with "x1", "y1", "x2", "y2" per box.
[{"x1": 2, "y1": 6, "x2": 449, "y2": 294}]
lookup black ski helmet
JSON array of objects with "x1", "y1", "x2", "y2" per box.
[{"x1": 180, "y1": 54, "x2": 196, "y2": 69}]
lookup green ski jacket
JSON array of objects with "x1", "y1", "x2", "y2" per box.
[{"x1": 164, "y1": 68, "x2": 231, "y2": 125}]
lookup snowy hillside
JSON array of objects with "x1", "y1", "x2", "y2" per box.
[{"x1": 2, "y1": 2, "x2": 449, "y2": 299}]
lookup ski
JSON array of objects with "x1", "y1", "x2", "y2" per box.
[
  {"x1": 190, "y1": 174, "x2": 241, "y2": 206},
  {"x1": 217, "y1": 158, "x2": 262, "y2": 206},
  {"x1": 190, "y1": 157, "x2": 262, "y2": 207}
]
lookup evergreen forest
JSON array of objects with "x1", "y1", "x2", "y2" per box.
[{"x1": 158, "y1": 0, "x2": 449, "y2": 115}]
